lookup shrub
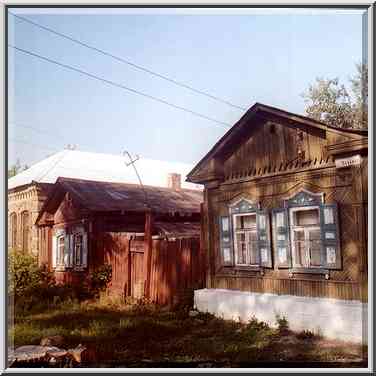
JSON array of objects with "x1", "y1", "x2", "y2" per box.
[
  {"x1": 8, "y1": 249, "x2": 55, "y2": 298},
  {"x1": 275, "y1": 314, "x2": 289, "y2": 335},
  {"x1": 88, "y1": 264, "x2": 112, "y2": 296},
  {"x1": 246, "y1": 316, "x2": 270, "y2": 332}
]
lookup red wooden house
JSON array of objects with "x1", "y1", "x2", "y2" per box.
[{"x1": 36, "y1": 177, "x2": 205, "y2": 305}]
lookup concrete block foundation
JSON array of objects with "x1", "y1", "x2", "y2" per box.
[{"x1": 194, "y1": 288, "x2": 367, "y2": 344}]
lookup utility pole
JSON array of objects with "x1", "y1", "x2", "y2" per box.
[
  {"x1": 123, "y1": 150, "x2": 150, "y2": 209},
  {"x1": 123, "y1": 150, "x2": 153, "y2": 300}
]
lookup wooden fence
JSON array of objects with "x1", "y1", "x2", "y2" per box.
[{"x1": 102, "y1": 232, "x2": 205, "y2": 306}]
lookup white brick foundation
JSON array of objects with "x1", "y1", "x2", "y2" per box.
[{"x1": 194, "y1": 288, "x2": 367, "y2": 344}]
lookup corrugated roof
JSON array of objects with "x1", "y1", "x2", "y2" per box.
[
  {"x1": 8, "y1": 149, "x2": 202, "y2": 191},
  {"x1": 51, "y1": 177, "x2": 203, "y2": 214}
]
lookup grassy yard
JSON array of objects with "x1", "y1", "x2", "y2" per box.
[{"x1": 9, "y1": 298, "x2": 367, "y2": 368}]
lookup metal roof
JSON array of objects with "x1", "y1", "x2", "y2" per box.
[
  {"x1": 41, "y1": 177, "x2": 203, "y2": 217},
  {"x1": 8, "y1": 149, "x2": 202, "y2": 191}
]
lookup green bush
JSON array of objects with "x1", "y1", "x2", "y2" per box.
[
  {"x1": 8, "y1": 249, "x2": 55, "y2": 298},
  {"x1": 88, "y1": 264, "x2": 112, "y2": 296},
  {"x1": 275, "y1": 314, "x2": 290, "y2": 335}
]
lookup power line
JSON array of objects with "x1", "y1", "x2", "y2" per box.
[
  {"x1": 10, "y1": 12, "x2": 246, "y2": 112},
  {"x1": 9, "y1": 44, "x2": 232, "y2": 128}
]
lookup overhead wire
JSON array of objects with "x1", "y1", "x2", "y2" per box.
[
  {"x1": 9, "y1": 44, "x2": 232, "y2": 128},
  {"x1": 10, "y1": 12, "x2": 247, "y2": 111}
]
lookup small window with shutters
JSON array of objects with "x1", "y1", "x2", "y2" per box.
[
  {"x1": 272, "y1": 190, "x2": 341, "y2": 272},
  {"x1": 219, "y1": 198, "x2": 272, "y2": 269},
  {"x1": 53, "y1": 225, "x2": 88, "y2": 270}
]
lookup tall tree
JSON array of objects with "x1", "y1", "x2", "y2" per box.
[{"x1": 302, "y1": 63, "x2": 368, "y2": 129}]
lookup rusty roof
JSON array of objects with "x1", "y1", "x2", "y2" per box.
[{"x1": 40, "y1": 177, "x2": 203, "y2": 217}]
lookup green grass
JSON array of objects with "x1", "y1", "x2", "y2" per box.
[{"x1": 10, "y1": 299, "x2": 367, "y2": 368}]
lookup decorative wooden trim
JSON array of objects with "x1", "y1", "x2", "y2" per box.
[
  {"x1": 289, "y1": 268, "x2": 329, "y2": 275},
  {"x1": 283, "y1": 188, "x2": 324, "y2": 207},
  {"x1": 326, "y1": 138, "x2": 368, "y2": 156}
]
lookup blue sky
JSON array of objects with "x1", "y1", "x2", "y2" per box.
[{"x1": 8, "y1": 8, "x2": 366, "y2": 167}]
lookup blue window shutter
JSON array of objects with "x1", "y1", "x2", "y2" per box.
[
  {"x1": 257, "y1": 210, "x2": 272, "y2": 268},
  {"x1": 82, "y1": 232, "x2": 88, "y2": 268},
  {"x1": 219, "y1": 216, "x2": 234, "y2": 266},
  {"x1": 64, "y1": 230, "x2": 71, "y2": 267},
  {"x1": 320, "y1": 203, "x2": 341, "y2": 269},
  {"x1": 273, "y1": 208, "x2": 292, "y2": 268}
]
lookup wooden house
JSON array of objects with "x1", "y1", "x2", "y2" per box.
[
  {"x1": 186, "y1": 103, "x2": 368, "y2": 343},
  {"x1": 35, "y1": 177, "x2": 205, "y2": 306},
  {"x1": 8, "y1": 149, "x2": 200, "y2": 257}
]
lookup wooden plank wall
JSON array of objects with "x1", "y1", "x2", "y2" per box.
[
  {"x1": 212, "y1": 276, "x2": 361, "y2": 301},
  {"x1": 101, "y1": 233, "x2": 205, "y2": 306}
]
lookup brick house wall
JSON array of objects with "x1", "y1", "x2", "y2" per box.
[{"x1": 8, "y1": 183, "x2": 52, "y2": 256}]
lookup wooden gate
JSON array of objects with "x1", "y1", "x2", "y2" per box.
[{"x1": 129, "y1": 239, "x2": 144, "y2": 299}]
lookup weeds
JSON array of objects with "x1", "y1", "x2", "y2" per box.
[{"x1": 275, "y1": 314, "x2": 289, "y2": 335}]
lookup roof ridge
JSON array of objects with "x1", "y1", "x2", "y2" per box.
[{"x1": 57, "y1": 176, "x2": 202, "y2": 193}]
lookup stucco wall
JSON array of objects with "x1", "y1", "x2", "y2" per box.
[{"x1": 194, "y1": 288, "x2": 367, "y2": 344}]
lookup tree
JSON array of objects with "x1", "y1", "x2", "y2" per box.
[
  {"x1": 8, "y1": 159, "x2": 29, "y2": 178},
  {"x1": 302, "y1": 63, "x2": 368, "y2": 129}
]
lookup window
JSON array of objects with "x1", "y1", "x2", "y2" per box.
[
  {"x1": 219, "y1": 198, "x2": 272, "y2": 268},
  {"x1": 56, "y1": 235, "x2": 66, "y2": 267},
  {"x1": 273, "y1": 190, "x2": 340, "y2": 271},
  {"x1": 10, "y1": 213, "x2": 17, "y2": 249},
  {"x1": 290, "y1": 207, "x2": 321, "y2": 268},
  {"x1": 21, "y1": 211, "x2": 30, "y2": 253},
  {"x1": 234, "y1": 213, "x2": 258, "y2": 266},
  {"x1": 52, "y1": 226, "x2": 87, "y2": 270}
]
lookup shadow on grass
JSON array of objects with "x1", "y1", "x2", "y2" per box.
[{"x1": 11, "y1": 303, "x2": 367, "y2": 368}]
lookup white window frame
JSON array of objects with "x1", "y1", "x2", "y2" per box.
[
  {"x1": 289, "y1": 206, "x2": 322, "y2": 269},
  {"x1": 56, "y1": 234, "x2": 66, "y2": 270},
  {"x1": 53, "y1": 226, "x2": 87, "y2": 271},
  {"x1": 233, "y1": 213, "x2": 259, "y2": 267}
]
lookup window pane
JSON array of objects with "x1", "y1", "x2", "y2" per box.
[
  {"x1": 243, "y1": 215, "x2": 256, "y2": 228},
  {"x1": 294, "y1": 209, "x2": 319, "y2": 226},
  {"x1": 324, "y1": 207, "x2": 334, "y2": 224},
  {"x1": 248, "y1": 230, "x2": 258, "y2": 265},
  {"x1": 278, "y1": 247, "x2": 287, "y2": 264},
  {"x1": 260, "y1": 248, "x2": 268, "y2": 263},
  {"x1": 236, "y1": 233, "x2": 247, "y2": 264},
  {"x1": 293, "y1": 230, "x2": 305, "y2": 266},
  {"x1": 326, "y1": 246, "x2": 336, "y2": 264},
  {"x1": 308, "y1": 229, "x2": 321, "y2": 267},
  {"x1": 235, "y1": 215, "x2": 256, "y2": 229},
  {"x1": 276, "y1": 212, "x2": 284, "y2": 228},
  {"x1": 58, "y1": 237, "x2": 65, "y2": 265},
  {"x1": 277, "y1": 233, "x2": 286, "y2": 241}
]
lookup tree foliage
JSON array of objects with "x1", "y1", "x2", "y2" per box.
[
  {"x1": 8, "y1": 159, "x2": 29, "y2": 178},
  {"x1": 302, "y1": 63, "x2": 368, "y2": 129}
]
